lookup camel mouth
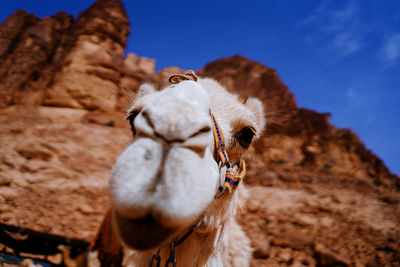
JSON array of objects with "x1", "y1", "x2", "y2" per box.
[{"x1": 113, "y1": 212, "x2": 177, "y2": 250}]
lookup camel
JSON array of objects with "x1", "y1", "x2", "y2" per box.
[{"x1": 98, "y1": 71, "x2": 265, "y2": 267}]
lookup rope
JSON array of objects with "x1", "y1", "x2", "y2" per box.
[
  {"x1": 168, "y1": 70, "x2": 198, "y2": 84},
  {"x1": 224, "y1": 160, "x2": 246, "y2": 192}
]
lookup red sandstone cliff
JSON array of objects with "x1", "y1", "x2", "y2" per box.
[{"x1": 0, "y1": 1, "x2": 399, "y2": 266}]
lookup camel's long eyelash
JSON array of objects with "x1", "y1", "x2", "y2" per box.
[{"x1": 234, "y1": 126, "x2": 256, "y2": 149}]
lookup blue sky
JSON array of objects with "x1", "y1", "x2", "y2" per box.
[{"x1": 1, "y1": 0, "x2": 399, "y2": 175}]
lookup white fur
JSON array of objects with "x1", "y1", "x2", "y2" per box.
[
  {"x1": 136, "y1": 83, "x2": 156, "y2": 98},
  {"x1": 109, "y1": 78, "x2": 265, "y2": 266}
]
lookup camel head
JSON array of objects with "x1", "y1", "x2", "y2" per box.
[{"x1": 109, "y1": 74, "x2": 265, "y2": 251}]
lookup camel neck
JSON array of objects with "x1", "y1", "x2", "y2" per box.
[{"x1": 125, "y1": 226, "x2": 223, "y2": 266}]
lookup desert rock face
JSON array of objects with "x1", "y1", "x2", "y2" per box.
[
  {"x1": 43, "y1": 0, "x2": 129, "y2": 111},
  {"x1": 0, "y1": 10, "x2": 73, "y2": 107},
  {"x1": 0, "y1": 0, "x2": 140, "y2": 111},
  {"x1": 0, "y1": 1, "x2": 399, "y2": 266}
]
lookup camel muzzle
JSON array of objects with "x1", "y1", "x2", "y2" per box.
[{"x1": 113, "y1": 212, "x2": 176, "y2": 250}]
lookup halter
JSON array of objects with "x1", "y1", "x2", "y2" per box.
[
  {"x1": 210, "y1": 111, "x2": 246, "y2": 197},
  {"x1": 169, "y1": 70, "x2": 246, "y2": 197},
  {"x1": 148, "y1": 70, "x2": 247, "y2": 267}
]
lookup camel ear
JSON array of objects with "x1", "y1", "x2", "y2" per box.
[
  {"x1": 137, "y1": 83, "x2": 156, "y2": 98},
  {"x1": 245, "y1": 97, "x2": 266, "y2": 133}
]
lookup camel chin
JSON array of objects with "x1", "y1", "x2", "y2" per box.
[{"x1": 113, "y1": 211, "x2": 177, "y2": 250}]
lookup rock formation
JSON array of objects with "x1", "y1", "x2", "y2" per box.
[
  {"x1": 0, "y1": 0, "x2": 399, "y2": 266},
  {"x1": 43, "y1": 0, "x2": 130, "y2": 111},
  {"x1": 0, "y1": 10, "x2": 72, "y2": 107},
  {"x1": 0, "y1": 0, "x2": 144, "y2": 111}
]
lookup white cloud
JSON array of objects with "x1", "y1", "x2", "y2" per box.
[
  {"x1": 334, "y1": 32, "x2": 361, "y2": 56},
  {"x1": 297, "y1": 0, "x2": 366, "y2": 57},
  {"x1": 346, "y1": 88, "x2": 356, "y2": 99},
  {"x1": 296, "y1": 1, "x2": 329, "y2": 27},
  {"x1": 366, "y1": 115, "x2": 376, "y2": 124},
  {"x1": 382, "y1": 33, "x2": 400, "y2": 65},
  {"x1": 343, "y1": 86, "x2": 381, "y2": 126}
]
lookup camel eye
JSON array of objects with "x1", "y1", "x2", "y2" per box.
[
  {"x1": 127, "y1": 111, "x2": 139, "y2": 135},
  {"x1": 238, "y1": 127, "x2": 256, "y2": 148}
]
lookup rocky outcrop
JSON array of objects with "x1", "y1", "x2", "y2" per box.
[
  {"x1": 43, "y1": 0, "x2": 130, "y2": 111},
  {"x1": 0, "y1": 10, "x2": 72, "y2": 107},
  {"x1": 0, "y1": 0, "x2": 142, "y2": 111}
]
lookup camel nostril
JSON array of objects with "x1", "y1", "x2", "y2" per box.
[
  {"x1": 199, "y1": 126, "x2": 211, "y2": 133},
  {"x1": 183, "y1": 145, "x2": 207, "y2": 157},
  {"x1": 188, "y1": 126, "x2": 211, "y2": 139},
  {"x1": 141, "y1": 111, "x2": 154, "y2": 129},
  {"x1": 141, "y1": 110, "x2": 149, "y2": 118},
  {"x1": 182, "y1": 126, "x2": 211, "y2": 156}
]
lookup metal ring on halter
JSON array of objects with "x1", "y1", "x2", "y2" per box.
[
  {"x1": 215, "y1": 187, "x2": 226, "y2": 199},
  {"x1": 219, "y1": 163, "x2": 227, "y2": 187},
  {"x1": 215, "y1": 161, "x2": 227, "y2": 198},
  {"x1": 165, "y1": 240, "x2": 177, "y2": 267},
  {"x1": 149, "y1": 249, "x2": 161, "y2": 267}
]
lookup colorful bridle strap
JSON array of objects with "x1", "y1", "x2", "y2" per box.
[
  {"x1": 224, "y1": 160, "x2": 246, "y2": 192},
  {"x1": 209, "y1": 111, "x2": 229, "y2": 166},
  {"x1": 209, "y1": 111, "x2": 246, "y2": 193}
]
